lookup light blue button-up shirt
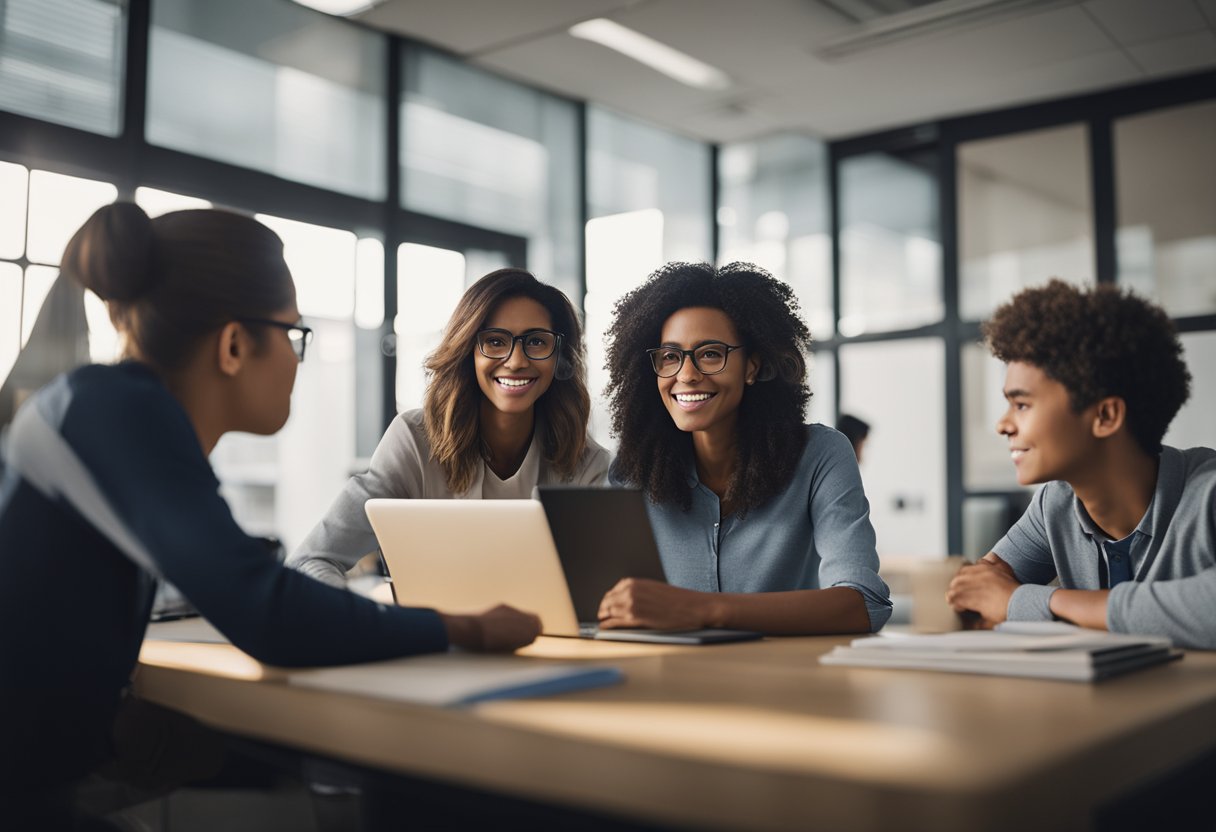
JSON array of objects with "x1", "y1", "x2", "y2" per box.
[{"x1": 619, "y1": 425, "x2": 892, "y2": 632}]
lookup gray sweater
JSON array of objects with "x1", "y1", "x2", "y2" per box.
[
  {"x1": 288, "y1": 409, "x2": 611, "y2": 587},
  {"x1": 993, "y1": 445, "x2": 1216, "y2": 649}
]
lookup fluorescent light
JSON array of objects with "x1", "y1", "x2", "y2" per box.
[
  {"x1": 815, "y1": 0, "x2": 1073, "y2": 58},
  {"x1": 569, "y1": 19, "x2": 731, "y2": 91},
  {"x1": 290, "y1": 0, "x2": 379, "y2": 16}
]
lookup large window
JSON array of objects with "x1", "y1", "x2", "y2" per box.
[
  {"x1": 1167, "y1": 331, "x2": 1216, "y2": 452},
  {"x1": 0, "y1": 0, "x2": 125, "y2": 136},
  {"x1": 209, "y1": 211, "x2": 374, "y2": 550},
  {"x1": 147, "y1": 0, "x2": 387, "y2": 198},
  {"x1": 584, "y1": 106, "x2": 713, "y2": 447},
  {"x1": 958, "y1": 124, "x2": 1094, "y2": 321},
  {"x1": 0, "y1": 166, "x2": 116, "y2": 395},
  {"x1": 718, "y1": 134, "x2": 833, "y2": 339},
  {"x1": 400, "y1": 46, "x2": 580, "y2": 300},
  {"x1": 838, "y1": 149, "x2": 942, "y2": 335},
  {"x1": 1115, "y1": 100, "x2": 1216, "y2": 318},
  {"x1": 839, "y1": 338, "x2": 947, "y2": 558}
]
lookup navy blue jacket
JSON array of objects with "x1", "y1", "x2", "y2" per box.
[{"x1": 0, "y1": 363, "x2": 448, "y2": 790}]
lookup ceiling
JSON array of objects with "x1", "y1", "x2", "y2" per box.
[{"x1": 341, "y1": 0, "x2": 1216, "y2": 143}]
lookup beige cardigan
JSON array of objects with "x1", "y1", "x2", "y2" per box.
[{"x1": 287, "y1": 408, "x2": 611, "y2": 587}]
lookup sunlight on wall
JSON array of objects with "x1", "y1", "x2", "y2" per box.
[
  {"x1": 584, "y1": 208, "x2": 664, "y2": 449},
  {"x1": 0, "y1": 161, "x2": 29, "y2": 259},
  {"x1": 255, "y1": 213, "x2": 357, "y2": 320},
  {"x1": 354, "y1": 237, "x2": 385, "y2": 330},
  {"x1": 26, "y1": 170, "x2": 116, "y2": 265},
  {"x1": 395, "y1": 242, "x2": 465, "y2": 413},
  {"x1": 134, "y1": 185, "x2": 212, "y2": 217}
]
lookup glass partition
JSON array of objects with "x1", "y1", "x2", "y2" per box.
[
  {"x1": 584, "y1": 106, "x2": 712, "y2": 448},
  {"x1": 27, "y1": 170, "x2": 117, "y2": 266},
  {"x1": 211, "y1": 212, "x2": 364, "y2": 551},
  {"x1": 1166, "y1": 331, "x2": 1216, "y2": 451},
  {"x1": 401, "y1": 46, "x2": 580, "y2": 299},
  {"x1": 0, "y1": 161, "x2": 29, "y2": 260},
  {"x1": 958, "y1": 124, "x2": 1093, "y2": 321},
  {"x1": 0, "y1": 0, "x2": 125, "y2": 136},
  {"x1": 807, "y1": 350, "x2": 835, "y2": 429},
  {"x1": 394, "y1": 242, "x2": 466, "y2": 414},
  {"x1": 961, "y1": 341, "x2": 1023, "y2": 491},
  {"x1": 1115, "y1": 100, "x2": 1216, "y2": 318},
  {"x1": 839, "y1": 337, "x2": 947, "y2": 557},
  {"x1": 719, "y1": 134, "x2": 833, "y2": 339},
  {"x1": 839, "y1": 149, "x2": 942, "y2": 335},
  {"x1": 147, "y1": 0, "x2": 386, "y2": 198},
  {"x1": 0, "y1": 262, "x2": 22, "y2": 385}
]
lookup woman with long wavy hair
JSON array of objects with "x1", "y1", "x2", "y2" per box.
[
  {"x1": 290, "y1": 268, "x2": 610, "y2": 587},
  {"x1": 598, "y1": 261, "x2": 890, "y2": 636}
]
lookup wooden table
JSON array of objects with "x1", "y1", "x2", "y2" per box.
[{"x1": 136, "y1": 635, "x2": 1216, "y2": 831}]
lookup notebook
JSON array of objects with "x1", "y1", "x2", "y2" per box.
[
  {"x1": 365, "y1": 497, "x2": 760, "y2": 645},
  {"x1": 287, "y1": 653, "x2": 623, "y2": 707},
  {"x1": 819, "y1": 621, "x2": 1181, "y2": 682}
]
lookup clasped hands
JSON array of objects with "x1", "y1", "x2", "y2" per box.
[{"x1": 945, "y1": 554, "x2": 1021, "y2": 629}]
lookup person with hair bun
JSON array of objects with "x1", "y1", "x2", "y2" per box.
[
  {"x1": 598, "y1": 262, "x2": 890, "y2": 636},
  {"x1": 0, "y1": 204, "x2": 541, "y2": 818},
  {"x1": 289, "y1": 268, "x2": 610, "y2": 587}
]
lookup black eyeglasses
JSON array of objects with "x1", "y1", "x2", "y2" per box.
[
  {"x1": 475, "y1": 328, "x2": 564, "y2": 361},
  {"x1": 236, "y1": 317, "x2": 313, "y2": 362},
  {"x1": 646, "y1": 342, "x2": 744, "y2": 378}
]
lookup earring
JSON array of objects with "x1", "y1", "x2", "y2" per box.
[{"x1": 746, "y1": 377, "x2": 755, "y2": 385}]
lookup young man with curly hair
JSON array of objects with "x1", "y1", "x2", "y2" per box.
[
  {"x1": 599, "y1": 261, "x2": 891, "y2": 636},
  {"x1": 947, "y1": 279, "x2": 1214, "y2": 649}
]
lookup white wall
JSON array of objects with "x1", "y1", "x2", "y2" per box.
[
  {"x1": 1166, "y1": 331, "x2": 1216, "y2": 452},
  {"x1": 840, "y1": 338, "x2": 947, "y2": 558}
]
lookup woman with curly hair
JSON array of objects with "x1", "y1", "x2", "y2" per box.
[
  {"x1": 290, "y1": 268, "x2": 611, "y2": 587},
  {"x1": 599, "y1": 262, "x2": 891, "y2": 635}
]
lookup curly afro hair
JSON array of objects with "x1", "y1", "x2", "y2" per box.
[
  {"x1": 605, "y1": 261, "x2": 813, "y2": 513},
  {"x1": 982, "y1": 279, "x2": 1191, "y2": 454}
]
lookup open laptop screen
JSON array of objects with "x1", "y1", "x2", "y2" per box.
[{"x1": 536, "y1": 487, "x2": 668, "y2": 623}]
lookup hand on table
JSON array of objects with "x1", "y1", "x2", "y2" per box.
[
  {"x1": 597, "y1": 578, "x2": 711, "y2": 630},
  {"x1": 945, "y1": 555, "x2": 1021, "y2": 628},
  {"x1": 441, "y1": 604, "x2": 541, "y2": 652}
]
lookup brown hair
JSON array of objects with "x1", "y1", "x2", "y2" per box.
[
  {"x1": 983, "y1": 278, "x2": 1190, "y2": 454},
  {"x1": 60, "y1": 202, "x2": 294, "y2": 371},
  {"x1": 422, "y1": 269, "x2": 590, "y2": 494}
]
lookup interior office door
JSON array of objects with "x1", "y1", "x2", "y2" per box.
[{"x1": 384, "y1": 212, "x2": 528, "y2": 427}]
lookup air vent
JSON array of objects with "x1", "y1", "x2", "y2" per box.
[{"x1": 813, "y1": 0, "x2": 1077, "y2": 58}]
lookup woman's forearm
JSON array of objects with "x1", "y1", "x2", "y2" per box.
[{"x1": 706, "y1": 586, "x2": 872, "y2": 635}]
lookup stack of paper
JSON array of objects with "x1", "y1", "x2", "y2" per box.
[
  {"x1": 288, "y1": 654, "x2": 624, "y2": 706},
  {"x1": 819, "y1": 621, "x2": 1180, "y2": 682},
  {"x1": 145, "y1": 616, "x2": 228, "y2": 644}
]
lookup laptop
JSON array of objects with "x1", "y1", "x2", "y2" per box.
[
  {"x1": 536, "y1": 486, "x2": 761, "y2": 644},
  {"x1": 365, "y1": 496, "x2": 760, "y2": 645}
]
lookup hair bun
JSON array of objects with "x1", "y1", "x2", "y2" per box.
[{"x1": 60, "y1": 201, "x2": 157, "y2": 302}]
